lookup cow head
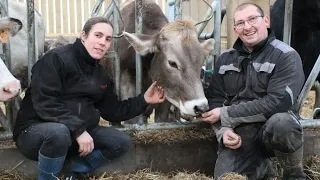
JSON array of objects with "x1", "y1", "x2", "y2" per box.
[
  {"x1": 0, "y1": 17, "x2": 22, "y2": 101},
  {"x1": 123, "y1": 21, "x2": 214, "y2": 118}
]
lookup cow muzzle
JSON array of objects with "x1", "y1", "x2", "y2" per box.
[{"x1": 194, "y1": 104, "x2": 209, "y2": 117}]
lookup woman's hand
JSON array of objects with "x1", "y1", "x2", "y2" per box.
[
  {"x1": 76, "y1": 131, "x2": 94, "y2": 156},
  {"x1": 144, "y1": 81, "x2": 165, "y2": 104}
]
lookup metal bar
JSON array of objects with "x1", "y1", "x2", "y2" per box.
[
  {"x1": 27, "y1": 0, "x2": 36, "y2": 84},
  {"x1": 283, "y1": 0, "x2": 293, "y2": 45},
  {"x1": 198, "y1": 33, "x2": 213, "y2": 40},
  {"x1": 53, "y1": 0, "x2": 56, "y2": 34},
  {"x1": 90, "y1": 0, "x2": 104, "y2": 17},
  {"x1": 102, "y1": 1, "x2": 114, "y2": 19},
  {"x1": 204, "y1": 0, "x2": 221, "y2": 84},
  {"x1": 168, "y1": 0, "x2": 188, "y2": 6},
  {"x1": 110, "y1": 119, "x2": 320, "y2": 132},
  {"x1": 135, "y1": 0, "x2": 144, "y2": 125},
  {"x1": 295, "y1": 55, "x2": 320, "y2": 112},
  {"x1": 0, "y1": 132, "x2": 13, "y2": 141},
  {"x1": 112, "y1": 0, "x2": 120, "y2": 97},
  {"x1": 74, "y1": 0, "x2": 78, "y2": 33},
  {"x1": 45, "y1": 0, "x2": 49, "y2": 34},
  {"x1": 60, "y1": 0, "x2": 64, "y2": 34},
  {"x1": 67, "y1": 0, "x2": 71, "y2": 33},
  {"x1": 300, "y1": 120, "x2": 320, "y2": 128},
  {"x1": 81, "y1": 0, "x2": 85, "y2": 30},
  {"x1": 117, "y1": 121, "x2": 209, "y2": 131},
  {"x1": 1, "y1": 118, "x2": 320, "y2": 141},
  {"x1": 0, "y1": 104, "x2": 10, "y2": 132},
  {"x1": 213, "y1": 0, "x2": 221, "y2": 60},
  {"x1": 0, "y1": 0, "x2": 14, "y2": 134},
  {"x1": 174, "y1": 0, "x2": 182, "y2": 20},
  {"x1": 197, "y1": 1, "x2": 217, "y2": 37}
]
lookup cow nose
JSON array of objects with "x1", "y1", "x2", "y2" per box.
[{"x1": 194, "y1": 104, "x2": 209, "y2": 117}]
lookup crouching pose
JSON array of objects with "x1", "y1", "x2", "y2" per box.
[
  {"x1": 13, "y1": 17, "x2": 165, "y2": 180},
  {"x1": 201, "y1": 3, "x2": 306, "y2": 180}
]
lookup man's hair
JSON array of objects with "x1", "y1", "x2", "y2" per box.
[
  {"x1": 82, "y1": 17, "x2": 113, "y2": 35},
  {"x1": 233, "y1": 3, "x2": 265, "y2": 23}
]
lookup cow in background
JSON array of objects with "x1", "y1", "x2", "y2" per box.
[
  {"x1": 0, "y1": 17, "x2": 22, "y2": 101},
  {"x1": 270, "y1": 0, "x2": 320, "y2": 108},
  {"x1": 0, "y1": 1, "x2": 45, "y2": 89},
  {"x1": 271, "y1": 0, "x2": 320, "y2": 80},
  {"x1": 100, "y1": 0, "x2": 215, "y2": 122},
  {"x1": 44, "y1": 35, "x2": 70, "y2": 52}
]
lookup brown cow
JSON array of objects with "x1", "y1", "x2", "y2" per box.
[{"x1": 101, "y1": 0, "x2": 215, "y2": 122}]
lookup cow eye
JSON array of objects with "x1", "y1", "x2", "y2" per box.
[{"x1": 168, "y1": 60, "x2": 178, "y2": 69}]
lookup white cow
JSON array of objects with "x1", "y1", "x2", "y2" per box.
[
  {"x1": 0, "y1": 17, "x2": 22, "y2": 101},
  {"x1": 1, "y1": 1, "x2": 45, "y2": 88}
]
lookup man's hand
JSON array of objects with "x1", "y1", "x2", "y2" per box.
[
  {"x1": 76, "y1": 131, "x2": 94, "y2": 156},
  {"x1": 144, "y1": 81, "x2": 165, "y2": 104},
  {"x1": 223, "y1": 129, "x2": 242, "y2": 149},
  {"x1": 200, "y1": 108, "x2": 221, "y2": 124}
]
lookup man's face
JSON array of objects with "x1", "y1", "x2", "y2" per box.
[
  {"x1": 81, "y1": 23, "x2": 113, "y2": 60},
  {"x1": 233, "y1": 5, "x2": 270, "y2": 51}
]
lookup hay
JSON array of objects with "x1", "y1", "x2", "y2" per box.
[
  {"x1": 129, "y1": 127, "x2": 214, "y2": 145},
  {"x1": 217, "y1": 172, "x2": 247, "y2": 180},
  {"x1": 304, "y1": 155, "x2": 320, "y2": 180},
  {"x1": 92, "y1": 169, "x2": 213, "y2": 180},
  {"x1": 301, "y1": 91, "x2": 315, "y2": 119},
  {"x1": 0, "y1": 170, "x2": 33, "y2": 180}
]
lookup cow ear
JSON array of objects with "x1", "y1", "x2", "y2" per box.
[
  {"x1": 200, "y1": 39, "x2": 215, "y2": 56},
  {"x1": 123, "y1": 32, "x2": 158, "y2": 56},
  {"x1": 0, "y1": 17, "x2": 22, "y2": 43}
]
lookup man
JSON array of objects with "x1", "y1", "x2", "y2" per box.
[{"x1": 201, "y1": 3, "x2": 306, "y2": 180}]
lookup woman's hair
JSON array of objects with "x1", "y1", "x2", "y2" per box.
[{"x1": 82, "y1": 17, "x2": 113, "y2": 35}]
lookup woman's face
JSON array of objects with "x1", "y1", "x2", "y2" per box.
[{"x1": 81, "y1": 23, "x2": 113, "y2": 60}]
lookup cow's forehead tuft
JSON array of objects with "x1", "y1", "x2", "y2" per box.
[{"x1": 161, "y1": 20, "x2": 196, "y2": 33}]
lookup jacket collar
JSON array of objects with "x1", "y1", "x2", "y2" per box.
[
  {"x1": 73, "y1": 38, "x2": 97, "y2": 66},
  {"x1": 233, "y1": 28, "x2": 276, "y2": 57}
]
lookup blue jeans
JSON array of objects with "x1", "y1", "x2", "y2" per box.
[{"x1": 15, "y1": 122, "x2": 132, "y2": 161}]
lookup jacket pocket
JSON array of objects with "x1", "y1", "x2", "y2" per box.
[
  {"x1": 63, "y1": 99, "x2": 101, "y2": 130},
  {"x1": 252, "y1": 62, "x2": 275, "y2": 92},
  {"x1": 218, "y1": 64, "x2": 242, "y2": 96}
]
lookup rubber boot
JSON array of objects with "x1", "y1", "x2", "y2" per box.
[
  {"x1": 38, "y1": 153, "x2": 66, "y2": 180},
  {"x1": 274, "y1": 146, "x2": 306, "y2": 180},
  {"x1": 63, "y1": 149, "x2": 109, "y2": 179}
]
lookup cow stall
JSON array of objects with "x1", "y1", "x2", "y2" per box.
[{"x1": 1, "y1": 0, "x2": 320, "y2": 179}]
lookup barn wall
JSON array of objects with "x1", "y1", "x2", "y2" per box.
[{"x1": 11, "y1": 0, "x2": 278, "y2": 53}]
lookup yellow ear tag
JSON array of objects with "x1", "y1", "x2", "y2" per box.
[{"x1": 0, "y1": 29, "x2": 10, "y2": 43}]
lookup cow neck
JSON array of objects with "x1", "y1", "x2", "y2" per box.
[
  {"x1": 73, "y1": 38, "x2": 97, "y2": 67},
  {"x1": 233, "y1": 28, "x2": 276, "y2": 58}
]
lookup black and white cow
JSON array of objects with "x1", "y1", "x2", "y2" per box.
[
  {"x1": 0, "y1": 1, "x2": 45, "y2": 88},
  {"x1": 0, "y1": 17, "x2": 22, "y2": 101},
  {"x1": 271, "y1": 0, "x2": 320, "y2": 80},
  {"x1": 270, "y1": 0, "x2": 320, "y2": 107}
]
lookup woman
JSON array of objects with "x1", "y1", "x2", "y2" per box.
[{"x1": 13, "y1": 17, "x2": 165, "y2": 180}]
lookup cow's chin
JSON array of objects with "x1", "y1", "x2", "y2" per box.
[
  {"x1": 180, "y1": 113, "x2": 196, "y2": 121},
  {"x1": 166, "y1": 96, "x2": 198, "y2": 117}
]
